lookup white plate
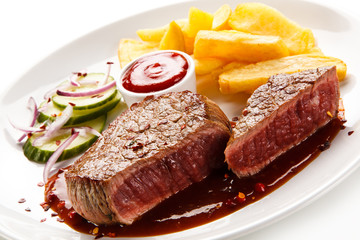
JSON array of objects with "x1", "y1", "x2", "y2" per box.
[{"x1": 1, "y1": 0, "x2": 360, "y2": 239}]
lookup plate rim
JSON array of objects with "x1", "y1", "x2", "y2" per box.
[{"x1": 1, "y1": 0, "x2": 360, "y2": 239}]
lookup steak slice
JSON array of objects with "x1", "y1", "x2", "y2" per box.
[
  {"x1": 65, "y1": 91, "x2": 231, "y2": 225},
  {"x1": 225, "y1": 66, "x2": 340, "y2": 177}
]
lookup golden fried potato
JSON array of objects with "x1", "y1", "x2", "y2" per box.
[
  {"x1": 136, "y1": 19, "x2": 188, "y2": 42},
  {"x1": 159, "y1": 21, "x2": 186, "y2": 51},
  {"x1": 136, "y1": 28, "x2": 166, "y2": 42},
  {"x1": 219, "y1": 54, "x2": 347, "y2": 94},
  {"x1": 194, "y1": 30, "x2": 289, "y2": 63},
  {"x1": 196, "y1": 71, "x2": 222, "y2": 96},
  {"x1": 196, "y1": 61, "x2": 247, "y2": 95},
  {"x1": 174, "y1": 19, "x2": 188, "y2": 30},
  {"x1": 185, "y1": 7, "x2": 214, "y2": 38},
  {"x1": 228, "y1": 2, "x2": 315, "y2": 55},
  {"x1": 221, "y1": 61, "x2": 247, "y2": 72},
  {"x1": 194, "y1": 57, "x2": 228, "y2": 75},
  {"x1": 303, "y1": 47, "x2": 323, "y2": 55},
  {"x1": 212, "y1": 4, "x2": 232, "y2": 30},
  {"x1": 182, "y1": 29, "x2": 195, "y2": 55},
  {"x1": 117, "y1": 39, "x2": 159, "y2": 68},
  {"x1": 182, "y1": 7, "x2": 213, "y2": 54}
]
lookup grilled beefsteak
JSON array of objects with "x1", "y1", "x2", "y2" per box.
[
  {"x1": 225, "y1": 66, "x2": 340, "y2": 177},
  {"x1": 65, "y1": 91, "x2": 231, "y2": 225}
]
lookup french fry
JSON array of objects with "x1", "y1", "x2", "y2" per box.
[
  {"x1": 303, "y1": 47, "x2": 323, "y2": 55},
  {"x1": 183, "y1": 32, "x2": 195, "y2": 55},
  {"x1": 137, "y1": 27, "x2": 166, "y2": 42},
  {"x1": 136, "y1": 19, "x2": 188, "y2": 42},
  {"x1": 117, "y1": 39, "x2": 159, "y2": 68},
  {"x1": 228, "y1": 2, "x2": 316, "y2": 55},
  {"x1": 221, "y1": 61, "x2": 247, "y2": 72},
  {"x1": 185, "y1": 7, "x2": 214, "y2": 38},
  {"x1": 196, "y1": 61, "x2": 247, "y2": 95},
  {"x1": 194, "y1": 57, "x2": 228, "y2": 75},
  {"x1": 219, "y1": 54, "x2": 347, "y2": 94},
  {"x1": 124, "y1": 3, "x2": 347, "y2": 98},
  {"x1": 212, "y1": 4, "x2": 232, "y2": 30},
  {"x1": 182, "y1": 7, "x2": 214, "y2": 54},
  {"x1": 159, "y1": 21, "x2": 186, "y2": 51},
  {"x1": 194, "y1": 30, "x2": 289, "y2": 63}
]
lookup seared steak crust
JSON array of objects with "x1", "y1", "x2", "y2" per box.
[
  {"x1": 225, "y1": 66, "x2": 339, "y2": 177},
  {"x1": 65, "y1": 91, "x2": 231, "y2": 225}
]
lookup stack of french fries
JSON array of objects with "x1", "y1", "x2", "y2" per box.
[{"x1": 118, "y1": 2, "x2": 347, "y2": 95}]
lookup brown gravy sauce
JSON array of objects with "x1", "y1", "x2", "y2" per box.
[{"x1": 45, "y1": 119, "x2": 343, "y2": 238}]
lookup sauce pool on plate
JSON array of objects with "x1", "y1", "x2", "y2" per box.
[{"x1": 44, "y1": 118, "x2": 343, "y2": 238}]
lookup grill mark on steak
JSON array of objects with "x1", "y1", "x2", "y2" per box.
[
  {"x1": 65, "y1": 91, "x2": 231, "y2": 225},
  {"x1": 225, "y1": 66, "x2": 339, "y2": 177}
]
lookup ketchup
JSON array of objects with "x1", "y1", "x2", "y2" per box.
[{"x1": 122, "y1": 52, "x2": 189, "y2": 93}]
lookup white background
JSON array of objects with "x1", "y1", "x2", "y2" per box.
[{"x1": 1, "y1": 0, "x2": 359, "y2": 239}]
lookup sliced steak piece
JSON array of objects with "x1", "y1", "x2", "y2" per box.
[
  {"x1": 65, "y1": 91, "x2": 231, "y2": 225},
  {"x1": 225, "y1": 66, "x2": 340, "y2": 177}
]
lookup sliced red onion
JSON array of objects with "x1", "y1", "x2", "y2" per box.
[
  {"x1": 9, "y1": 121, "x2": 45, "y2": 134},
  {"x1": 76, "y1": 126, "x2": 101, "y2": 137},
  {"x1": 27, "y1": 97, "x2": 39, "y2": 126},
  {"x1": 69, "y1": 73, "x2": 80, "y2": 87},
  {"x1": 77, "y1": 79, "x2": 99, "y2": 86},
  {"x1": 98, "y1": 62, "x2": 113, "y2": 86},
  {"x1": 17, "y1": 134, "x2": 27, "y2": 143},
  {"x1": 17, "y1": 97, "x2": 40, "y2": 142},
  {"x1": 43, "y1": 130, "x2": 79, "y2": 182},
  {"x1": 32, "y1": 124, "x2": 100, "y2": 148},
  {"x1": 43, "y1": 88, "x2": 56, "y2": 100},
  {"x1": 44, "y1": 73, "x2": 93, "y2": 99},
  {"x1": 32, "y1": 105, "x2": 73, "y2": 147},
  {"x1": 37, "y1": 98, "x2": 52, "y2": 112},
  {"x1": 44, "y1": 65, "x2": 112, "y2": 99},
  {"x1": 69, "y1": 70, "x2": 87, "y2": 86},
  {"x1": 44, "y1": 84, "x2": 70, "y2": 100},
  {"x1": 46, "y1": 126, "x2": 101, "y2": 138},
  {"x1": 56, "y1": 80, "x2": 116, "y2": 97}
]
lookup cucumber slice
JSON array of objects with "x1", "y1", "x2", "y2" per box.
[
  {"x1": 38, "y1": 92, "x2": 124, "y2": 125},
  {"x1": 52, "y1": 73, "x2": 117, "y2": 110},
  {"x1": 23, "y1": 115, "x2": 107, "y2": 163}
]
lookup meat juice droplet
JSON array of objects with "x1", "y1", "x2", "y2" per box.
[{"x1": 254, "y1": 183, "x2": 266, "y2": 193}]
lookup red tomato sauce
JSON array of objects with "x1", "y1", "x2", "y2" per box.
[{"x1": 122, "y1": 52, "x2": 189, "y2": 93}]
